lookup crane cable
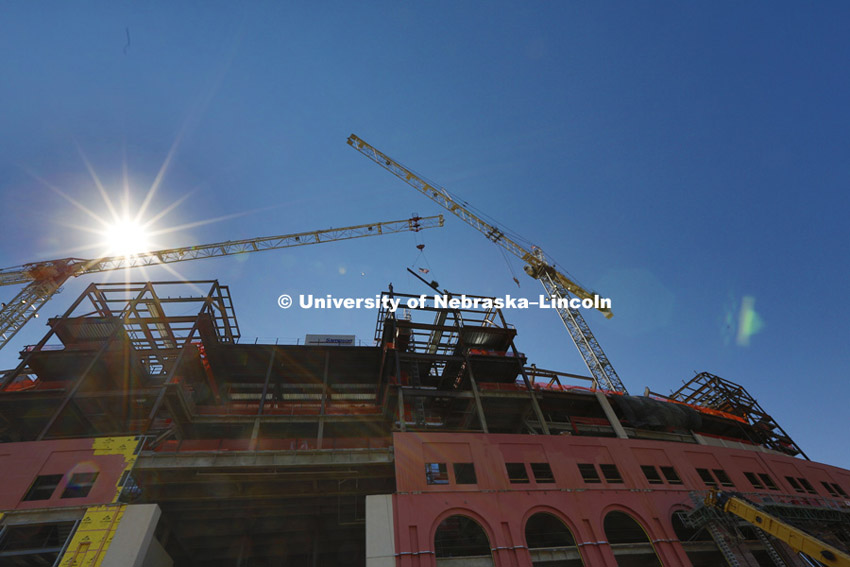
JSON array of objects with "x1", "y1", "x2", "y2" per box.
[
  {"x1": 409, "y1": 215, "x2": 433, "y2": 276},
  {"x1": 404, "y1": 163, "x2": 590, "y2": 292}
]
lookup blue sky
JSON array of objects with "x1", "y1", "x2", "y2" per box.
[{"x1": 1, "y1": 3, "x2": 849, "y2": 468}]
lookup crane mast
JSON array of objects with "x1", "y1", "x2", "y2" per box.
[
  {"x1": 0, "y1": 214, "x2": 444, "y2": 352},
  {"x1": 347, "y1": 134, "x2": 627, "y2": 393}
]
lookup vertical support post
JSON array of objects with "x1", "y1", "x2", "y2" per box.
[
  {"x1": 457, "y1": 328, "x2": 489, "y2": 433},
  {"x1": 250, "y1": 346, "x2": 276, "y2": 451},
  {"x1": 396, "y1": 385, "x2": 406, "y2": 432},
  {"x1": 466, "y1": 370, "x2": 489, "y2": 434},
  {"x1": 509, "y1": 338, "x2": 549, "y2": 435},
  {"x1": 375, "y1": 331, "x2": 390, "y2": 405},
  {"x1": 394, "y1": 347, "x2": 406, "y2": 432},
  {"x1": 249, "y1": 418, "x2": 261, "y2": 452},
  {"x1": 258, "y1": 347, "x2": 276, "y2": 416},
  {"x1": 594, "y1": 390, "x2": 628, "y2": 439},
  {"x1": 446, "y1": 302, "x2": 489, "y2": 433},
  {"x1": 317, "y1": 350, "x2": 329, "y2": 449},
  {"x1": 311, "y1": 523, "x2": 320, "y2": 567},
  {"x1": 54, "y1": 517, "x2": 81, "y2": 564}
]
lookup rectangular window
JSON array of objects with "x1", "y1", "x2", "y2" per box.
[
  {"x1": 425, "y1": 462, "x2": 449, "y2": 485},
  {"x1": 0, "y1": 521, "x2": 77, "y2": 563},
  {"x1": 696, "y1": 468, "x2": 717, "y2": 488},
  {"x1": 660, "y1": 466, "x2": 683, "y2": 485},
  {"x1": 61, "y1": 472, "x2": 99, "y2": 499},
  {"x1": 600, "y1": 464, "x2": 624, "y2": 484},
  {"x1": 759, "y1": 473, "x2": 779, "y2": 490},
  {"x1": 530, "y1": 462, "x2": 555, "y2": 484},
  {"x1": 22, "y1": 474, "x2": 64, "y2": 502},
  {"x1": 786, "y1": 476, "x2": 804, "y2": 493},
  {"x1": 713, "y1": 469, "x2": 735, "y2": 488},
  {"x1": 798, "y1": 478, "x2": 816, "y2": 495},
  {"x1": 744, "y1": 472, "x2": 764, "y2": 489},
  {"x1": 833, "y1": 483, "x2": 848, "y2": 498},
  {"x1": 641, "y1": 465, "x2": 663, "y2": 485},
  {"x1": 578, "y1": 463, "x2": 601, "y2": 484},
  {"x1": 822, "y1": 481, "x2": 839, "y2": 497},
  {"x1": 506, "y1": 462, "x2": 530, "y2": 484},
  {"x1": 453, "y1": 463, "x2": 477, "y2": 485}
]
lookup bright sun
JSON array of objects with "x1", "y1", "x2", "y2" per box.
[
  {"x1": 103, "y1": 217, "x2": 152, "y2": 257},
  {"x1": 45, "y1": 141, "x2": 242, "y2": 265}
]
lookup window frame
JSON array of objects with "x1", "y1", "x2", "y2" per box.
[
  {"x1": 60, "y1": 472, "x2": 99, "y2": 499},
  {"x1": 453, "y1": 463, "x2": 477, "y2": 485},
  {"x1": 744, "y1": 472, "x2": 765, "y2": 490},
  {"x1": 577, "y1": 463, "x2": 602, "y2": 484},
  {"x1": 425, "y1": 462, "x2": 449, "y2": 485},
  {"x1": 599, "y1": 464, "x2": 624, "y2": 484},
  {"x1": 696, "y1": 468, "x2": 718, "y2": 488},
  {"x1": 660, "y1": 466, "x2": 683, "y2": 485},
  {"x1": 22, "y1": 474, "x2": 64, "y2": 502},
  {"x1": 641, "y1": 465, "x2": 663, "y2": 485},
  {"x1": 505, "y1": 462, "x2": 530, "y2": 484},
  {"x1": 786, "y1": 476, "x2": 804, "y2": 493},
  {"x1": 758, "y1": 473, "x2": 779, "y2": 490},
  {"x1": 712, "y1": 468, "x2": 735, "y2": 488},
  {"x1": 530, "y1": 462, "x2": 556, "y2": 484},
  {"x1": 798, "y1": 477, "x2": 817, "y2": 495}
]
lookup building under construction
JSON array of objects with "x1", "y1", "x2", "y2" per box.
[{"x1": 0, "y1": 279, "x2": 849, "y2": 567}]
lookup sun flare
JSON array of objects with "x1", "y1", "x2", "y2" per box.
[{"x1": 102, "y1": 217, "x2": 152, "y2": 257}]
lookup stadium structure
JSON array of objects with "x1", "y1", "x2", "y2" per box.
[{"x1": 1, "y1": 279, "x2": 849, "y2": 567}]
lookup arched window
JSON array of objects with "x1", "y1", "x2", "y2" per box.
[
  {"x1": 603, "y1": 511, "x2": 662, "y2": 567},
  {"x1": 525, "y1": 512, "x2": 584, "y2": 566},
  {"x1": 434, "y1": 515, "x2": 493, "y2": 565},
  {"x1": 671, "y1": 510, "x2": 726, "y2": 566}
]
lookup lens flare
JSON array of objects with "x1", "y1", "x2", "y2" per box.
[
  {"x1": 736, "y1": 295, "x2": 764, "y2": 346},
  {"x1": 102, "y1": 217, "x2": 152, "y2": 257}
]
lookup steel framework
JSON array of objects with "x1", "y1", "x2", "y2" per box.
[{"x1": 670, "y1": 371, "x2": 807, "y2": 458}]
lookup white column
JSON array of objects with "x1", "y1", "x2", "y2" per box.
[{"x1": 366, "y1": 494, "x2": 396, "y2": 567}]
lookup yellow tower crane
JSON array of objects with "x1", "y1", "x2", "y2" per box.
[
  {"x1": 0, "y1": 214, "x2": 444, "y2": 352},
  {"x1": 347, "y1": 134, "x2": 626, "y2": 393}
]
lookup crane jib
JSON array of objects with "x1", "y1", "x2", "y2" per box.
[
  {"x1": 348, "y1": 134, "x2": 625, "y2": 393},
  {"x1": 0, "y1": 215, "x2": 443, "y2": 353}
]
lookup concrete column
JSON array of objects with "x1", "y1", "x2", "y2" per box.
[
  {"x1": 366, "y1": 494, "x2": 397, "y2": 567},
  {"x1": 594, "y1": 390, "x2": 628, "y2": 439},
  {"x1": 102, "y1": 504, "x2": 172, "y2": 567}
]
